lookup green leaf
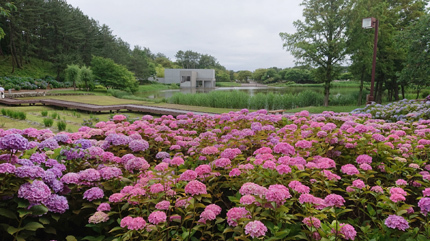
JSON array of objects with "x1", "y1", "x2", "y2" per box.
[
  {"x1": 367, "y1": 205, "x2": 376, "y2": 216},
  {"x1": 23, "y1": 222, "x2": 44, "y2": 231},
  {"x1": 29, "y1": 205, "x2": 48, "y2": 216},
  {"x1": 66, "y1": 235, "x2": 78, "y2": 241},
  {"x1": 7, "y1": 226, "x2": 23, "y2": 235},
  {"x1": 39, "y1": 217, "x2": 50, "y2": 225},
  {"x1": 17, "y1": 209, "x2": 31, "y2": 218},
  {"x1": 0, "y1": 208, "x2": 17, "y2": 220},
  {"x1": 82, "y1": 236, "x2": 105, "y2": 241},
  {"x1": 44, "y1": 226, "x2": 57, "y2": 235},
  {"x1": 16, "y1": 236, "x2": 26, "y2": 241},
  {"x1": 109, "y1": 226, "x2": 123, "y2": 233}
]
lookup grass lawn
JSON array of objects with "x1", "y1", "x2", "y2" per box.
[
  {"x1": 216, "y1": 82, "x2": 242, "y2": 87},
  {"x1": 283, "y1": 105, "x2": 365, "y2": 113},
  {"x1": 0, "y1": 105, "x2": 145, "y2": 133}
]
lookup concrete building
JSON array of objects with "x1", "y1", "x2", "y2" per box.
[{"x1": 159, "y1": 69, "x2": 216, "y2": 88}]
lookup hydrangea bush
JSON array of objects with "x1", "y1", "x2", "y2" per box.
[
  {"x1": 1, "y1": 111, "x2": 430, "y2": 240},
  {"x1": 352, "y1": 98, "x2": 430, "y2": 122}
]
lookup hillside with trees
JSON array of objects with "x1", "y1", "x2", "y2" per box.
[{"x1": 0, "y1": 0, "x2": 233, "y2": 87}]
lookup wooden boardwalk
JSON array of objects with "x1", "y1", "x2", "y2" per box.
[{"x1": 0, "y1": 98, "x2": 214, "y2": 116}]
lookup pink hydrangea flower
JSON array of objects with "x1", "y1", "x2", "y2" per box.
[
  {"x1": 170, "y1": 157, "x2": 184, "y2": 166},
  {"x1": 148, "y1": 211, "x2": 167, "y2": 225},
  {"x1": 150, "y1": 183, "x2": 165, "y2": 194},
  {"x1": 359, "y1": 163, "x2": 372, "y2": 171},
  {"x1": 276, "y1": 164, "x2": 291, "y2": 174},
  {"x1": 352, "y1": 179, "x2": 365, "y2": 189},
  {"x1": 201, "y1": 146, "x2": 219, "y2": 155},
  {"x1": 120, "y1": 216, "x2": 146, "y2": 230},
  {"x1": 213, "y1": 158, "x2": 231, "y2": 169},
  {"x1": 199, "y1": 210, "x2": 216, "y2": 223},
  {"x1": 226, "y1": 207, "x2": 251, "y2": 226},
  {"x1": 184, "y1": 180, "x2": 207, "y2": 196},
  {"x1": 179, "y1": 170, "x2": 198, "y2": 181},
  {"x1": 324, "y1": 194, "x2": 345, "y2": 207},
  {"x1": 155, "y1": 200, "x2": 170, "y2": 210},
  {"x1": 244, "y1": 220, "x2": 267, "y2": 238},
  {"x1": 395, "y1": 179, "x2": 407, "y2": 186},
  {"x1": 390, "y1": 187, "x2": 407, "y2": 196},
  {"x1": 390, "y1": 194, "x2": 406, "y2": 203},
  {"x1": 295, "y1": 140, "x2": 313, "y2": 149},
  {"x1": 273, "y1": 142, "x2": 295, "y2": 156},
  {"x1": 356, "y1": 154, "x2": 372, "y2": 164},
  {"x1": 370, "y1": 186, "x2": 384, "y2": 193},
  {"x1": 339, "y1": 223, "x2": 357, "y2": 240},
  {"x1": 265, "y1": 184, "x2": 291, "y2": 206},
  {"x1": 341, "y1": 164, "x2": 359, "y2": 175},
  {"x1": 205, "y1": 204, "x2": 222, "y2": 215},
  {"x1": 423, "y1": 188, "x2": 430, "y2": 197},
  {"x1": 240, "y1": 195, "x2": 256, "y2": 205},
  {"x1": 195, "y1": 164, "x2": 212, "y2": 176},
  {"x1": 229, "y1": 168, "x2": 241, "y2": 177},
  {"x1": 303, "y1": 217, "x2": 321, "y2": 229}
]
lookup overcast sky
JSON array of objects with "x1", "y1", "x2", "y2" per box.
[{"x1": 66, "y1": 0, "x2": 304, "y2": 71}]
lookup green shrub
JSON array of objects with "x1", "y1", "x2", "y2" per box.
[
  {"x1": 51, "y1": 112, "x2": 58, "y2": 119},
  {"x1": 43, "y1": 118, "x2": 54, "y2": 127},
  {"x1": 1, "y1": 108, "x2": 6, "y2": 115},
  {"x1": 41, "y1": 110, "x2": 48, "y2": 117},
  {"x1": 18, "y1": 112, "x2": 26, "y2": 120},
  {"x1": 57, "y1": 120, "x2": 67, "y2": 131}
]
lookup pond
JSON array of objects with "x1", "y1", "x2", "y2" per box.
[{"x1": 135, "y1": 86, "x2": 365, "y2": 99}]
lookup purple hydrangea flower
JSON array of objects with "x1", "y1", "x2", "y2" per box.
[
  {"x1": 384, "y1": 215, "x2": 409, "y2": 231},
  {"x1": 61, "y1": 148, "x2": 85, "y2": 160},
  {"x1": 83, "y1": 187, "x2": 104, "y2": 201},
  {"x1": 0, "y1": 163, "x2": 16, "y2": 174},
  {"x1": 61, "y1": 173, "x2": 80, "y2": 184},
  {"x1": 156, "y1": 151, "x2": 170, "y2": 159},
  {"x1": 54, "y1": 134, "x2": 70, "y2": 144},
  {"x1": 74, "y1": 139, "x2": 92, "y2": 149},
  {"x1": 15, "y1": 165, "x2": 45, "y2": 179},
  {"x1": 99, "y1": 166, "x2": 122, "y2": 180},
  {"x1": 79, "y1": 168, "x2": 101, "y2": 182},
  {"x1": 43, "y1": 194, "x2": 69, "y2": 213},
  {"x1": 0, "y1": 134, "x2": 29, "y2": 151},
  {"x1": 129, "y1": 140, "x2": 149, "y2": 152},
  {"x1": 38, "y1": 138, "x2": 59, "y2": 150},
  {"x1": 18, "y1": 180, "x2": 51, "y2": 203},
  {"x1": 30, "y1": 152, "x2": 47, "y2": 165}
]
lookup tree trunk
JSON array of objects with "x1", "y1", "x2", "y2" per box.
[
  {"x1": 394, "y1": 79, "x2": 399, "y2": 101},
  {"x1": 324, "y1": 80, "x2": 330, "y2": 107},
  {"x1": 358, "y1": 66, "x2": 365, "y2": 106},
  {"x1": 376, "y1": 78, "x2": 384, "y2": 103},
  {"x1": 401, "y1": 84, "x2": 405, "y2": 99}
]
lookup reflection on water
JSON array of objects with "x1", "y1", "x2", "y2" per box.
[{"x1": 137, "y1": 86, "x2": 360, "y2": 99}]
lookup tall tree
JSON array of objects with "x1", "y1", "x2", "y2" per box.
[
  {"x1": 280, "y1": 0, "x2": 351, "y2": 106},
  {"x1": 0, "y1": 2, "x2": 15, "y2": 41},
  {"x1": 128, "y1": 45, "x2": 156, "y2": 83},
  {"x1": 398, "y1": 12, "x2": 430, "y2": 98},
  {"x1": 91, "y1": 56, "x2": 138, "y2": 92},
  {"x1": 65, "y1": 64, "x2": 80, "y2": 90}
]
